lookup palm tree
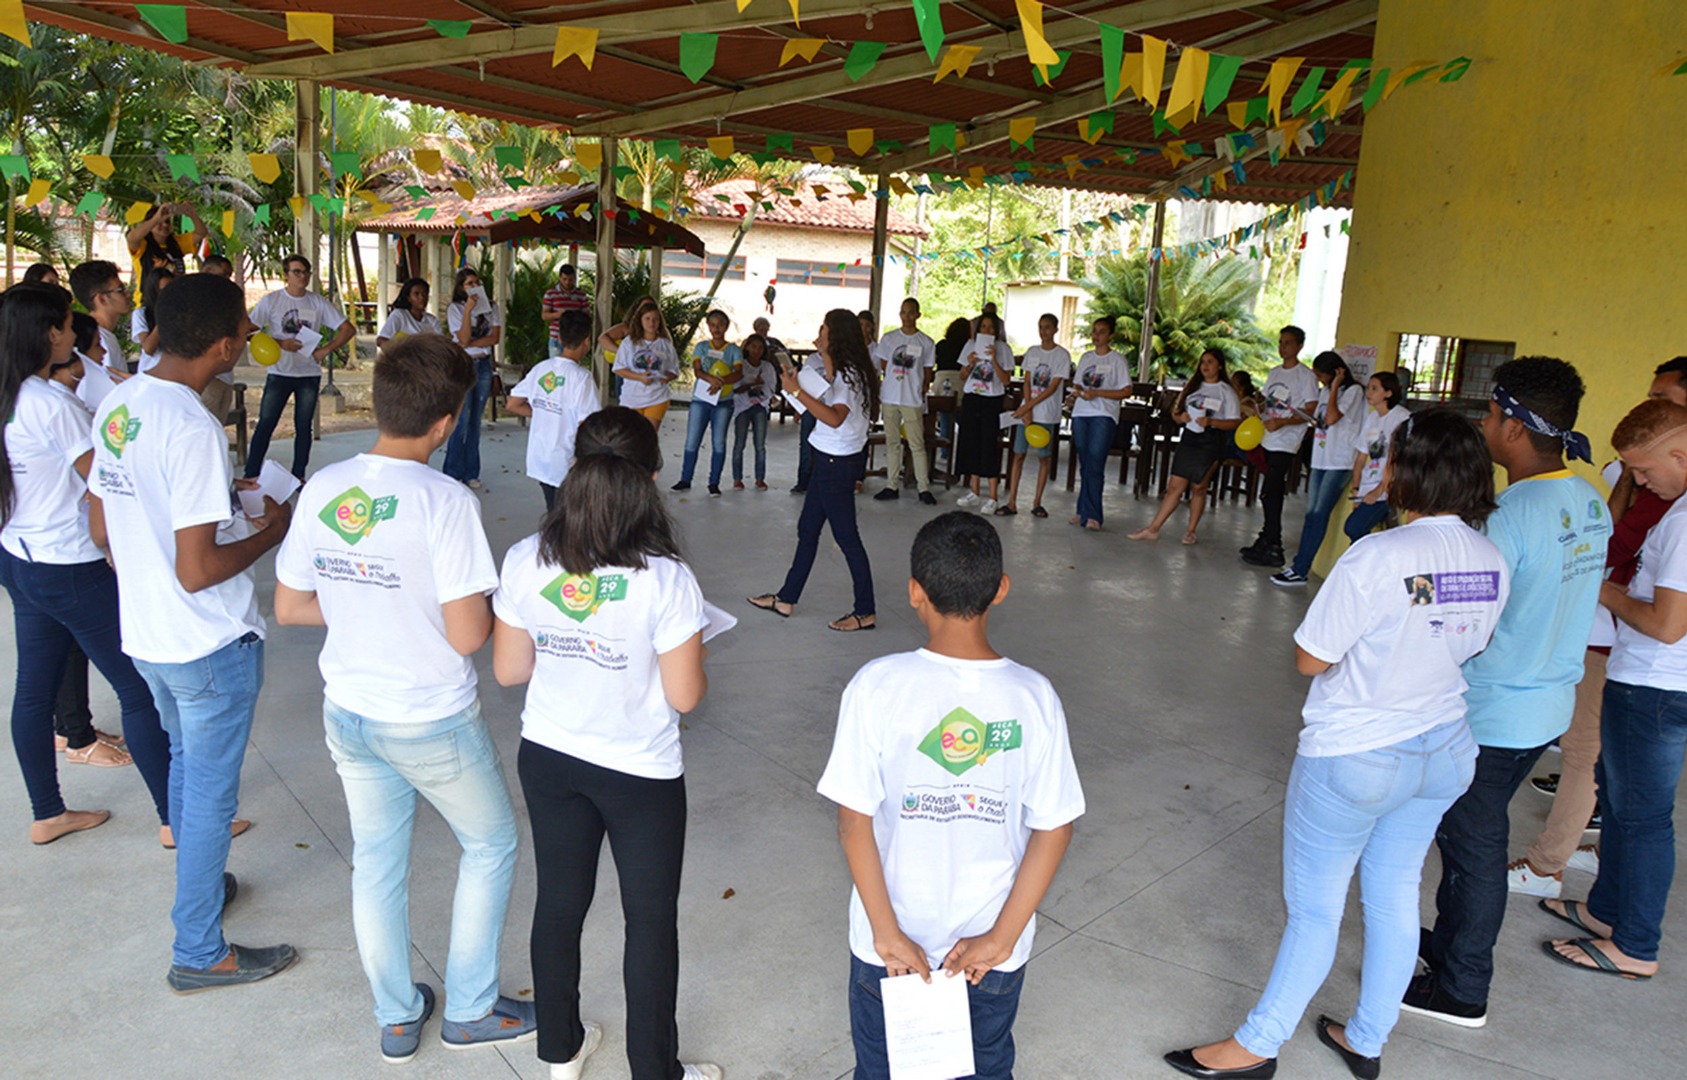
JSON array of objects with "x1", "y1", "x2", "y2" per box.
[{"x1": 1085, "y1": 252, "x2": 1276, "y2": 382}]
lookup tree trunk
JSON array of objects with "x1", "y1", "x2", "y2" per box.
[{"x1": 350, "y1": 226, "x2": 369, "y2": 303}]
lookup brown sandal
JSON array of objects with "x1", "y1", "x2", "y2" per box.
[
  {"x1": 829, "y1": 613, "x2": 877, "y2": 632},
  {"x1": 64, "y1": 740, "x2": 133, "y2": 768},
  {"x1": 747, "y1": 594, "x2": 793, "y2": 618}
]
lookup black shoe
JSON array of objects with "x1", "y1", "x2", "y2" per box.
[
  {"x1": 1399, "y1": 973, "x2": 1486, "y2": 1028},
  {"x1": 1239, "y1": 539, "x2": 1264, "y2": 556},
  {"x1": 166, "y1": 942, "x2": 300, "y2": 994},
  {"x1": 707, "y1": 484, "x2": 721, "y2": 497},
  {"x1": 1531, "y1": 773, "x2": 1560, "y2": 796},
  {"x1": 874, "y1": 487, "x2": 900, "y2": 501},
  {"x1": 1163, "y1": 1048, "x2": 1276, "y2": 1078},
  {"x1": 789, "y1": 485, "x2": 806, "y2": 495},
  {"x1": 918, "y1": 491, "x2": 937, "y2": 505},
  {"x1": 1316, "y1": 1016, "x2": 1380, "y2": 1080},
  {"x1": 670, "y1": 481, "x2": 691, "y2": 492},
  {"x1": 223, "y1": 872, "x2": 238, "y2": 911},
  {"x1": 1242, "y1": 545, "x2": 1285, "y2": 567},
  {"x1": 1417, "y1": 927, "x2": 1436, "y2": 973}
]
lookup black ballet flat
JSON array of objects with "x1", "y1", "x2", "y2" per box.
[
  {"x1": 1316, "y1": 1016, "x2": 1381, "y2": 1080},
  {"x1": 1163, "y1": 1048, "x2": 1277, "y2": 1079}
]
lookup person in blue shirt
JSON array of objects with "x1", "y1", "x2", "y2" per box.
[{"x1": 1405, "y1": 357, "x2": 1610, "y2": 1029}]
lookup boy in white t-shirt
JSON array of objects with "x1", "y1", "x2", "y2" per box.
[
  {"x1": 86, "y1": 273, "x2": 297, "y2": 994},
  {"x1": 506, "y1": 310, "x2": 602, "y2": 513},
  {"x1": 873, "y1": 297, "x2": 938, "y2": 505},
  {"x1": 1000, "y1": 313, "x2": 1070, "y2": 517},
  {"x1": 818, "y1": 512, "x2": 1085, "y2": 1078},
  {"x1": 274, "y1": 335, "x2": 535, "y2": 1062}
]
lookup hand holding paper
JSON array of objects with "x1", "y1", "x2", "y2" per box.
[
  {"x1": 701, "y1": 601, "x2": 738, "y2": 643},
  {"x1": 238, "y1": 459, "x2": 301, "y2": 519},
  {"x1": 293, "y1": 325, "x2": 323, "y2": 359},
  {"x1": 881, "y1": 972, "x2": 975, "y2": 1080}
]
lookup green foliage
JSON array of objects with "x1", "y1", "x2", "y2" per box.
[
  {"x1": 1084, "y1": 253, "x2": 1276, "y2": 382},
  {"x1": 610, "y1": 258, "x2": 709, "y2": 358}
]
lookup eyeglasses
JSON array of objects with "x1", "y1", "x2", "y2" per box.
[
  {"x1": 286, "y1": 268, "x2": 311, "y2": 278},
  {"x1": 95, "y1": 286, "x2": 128, "y2": 297}
]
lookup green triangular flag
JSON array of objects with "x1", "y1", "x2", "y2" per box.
[
  {"x1": 0, "y1": 155, "x2": 29, "y2": 182},
  {"x1": 427, "y1": 19, "x2": 471, "y2": 39},
  {"x1": 611, "y1": 164, "x2": 637, "y2": 180},
  {"x1": 875, "y1": 139, "x2": 904, "y2": 154},
  {"x1": 504, "y1": 175, "x2": 529, "y2": 190},
  {"x1": 845, "y1": 41, "x2": 886, "y2": 82},
  {"x1": 911, "y1": 0, "x2": 944, "y2": 62},
  {"x1": 1203, "y1": 54, "x2": 1245, "y2": 115},
  {"x1": 1289, "y1": 67, "x2": 1326, "y2": 116},
  {"x1": 493, "y1": 145, "x2": 524, "y2": 171},
  {"x1": 254, "y1": 204, "x2": 270, "y2": 226},
  {"x1": 136, "y1": 5, "x2": 189, "y2": 44},
  {"x1": 1244, "y1": 96, "x2": 1269, "y2": 125},
  {"x1": 678, "y1": 33, "x2": 719, "y2": 84},
  {"x1": 404, "y1": 185, "x2": 428, "y2": 200},
  {"x1": 1339, "y1": 58, "x2": 1372, "y2": 76},
  {"x1": 1440, "y1": 57, "x2": 1471, "y2": 82},
  {"x1": 928, "y1": 123, "x2": 957, "y2": 155},
  {"x1": 309, "y1": 193, "x2": 332, "y2": 214},
  {"x1": 1151, "y1": 111, "x2": 1181, "y2": 137},
  {"x1": 1086, "y1": 110, "x2": 1115, "y2": 137},
  {"x1": 765, "y1": 132, "x2": 794, "y2": 154},
  {"x1": 416, "y1": 207, "x2": 436, "y2": 221},
  {"x1": 76, "y1": 191, "x2": 107, "y2": 216},
  {"x1": 328, "y1": 151, "x2": 360, "y2": 178},
  {"x1": 1361, "y1": 68, "x2": 1390, "y2": 112},
  {"x1": 1031, "y1": 50, "x2": 1072, "y2": 87},
  {"x1": 1100, "y1": 23, "x2": 1123, "y2": 101},
  {"x1": 654, "y1": 139, "x2": 683, "y2": 163},
  {"x1": 327, "y1": 196, "x2": 347, "y2": 216},
  {"x1": 166, "y1": 154, "x2": 199, "y2": 182}
]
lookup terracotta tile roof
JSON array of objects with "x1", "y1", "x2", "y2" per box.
[{"x1": 688, "y1": 180, "x2": 929, "y2": 239}]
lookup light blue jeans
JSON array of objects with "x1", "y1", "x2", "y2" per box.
[
  {"x1": 134, "y1": 633, "x2": 264, "y2": 970},
  {"x1": 1289, "y1": 468, "x2": 1352, "y2": 577},
  {"x1": 1235, "y1": 720, "x2": 1478, "y2": 1059},
  {"x1": 323, "y1": 698, "x2": 519, "y2": 1025},
  {"x1": 679, "y1": 398, "x2": 732, "y2": 486}
]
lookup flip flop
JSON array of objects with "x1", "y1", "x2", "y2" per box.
[
  {"x1": 1539, "y1": 898, "x2": 1601, "y2": 936},
  {"x1": 829, "y1": 613, "x2": 877, "y2": 632},
  {"x1": 993, "y1": 505, "x2": 1018, "y2": 516},
  {"x1": 747, "y1": 594, "x2": 792, "y2": 618},
  {"x1": 1542, "y1": 938, "x2": 1652, "y2": 981},
  {"x1": 1031, "y1": 506, "x2": 1048, "y2": 518}
]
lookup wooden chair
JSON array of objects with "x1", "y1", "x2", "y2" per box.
[{"x1": 226, "y1": 382, "x2": 249, "y2": 467}]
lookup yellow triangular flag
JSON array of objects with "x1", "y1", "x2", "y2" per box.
[
  {"x1": 811, "y1": 145, "x2": 835, "y2": 165},
  {"x1": 1213, "y1": 171, "x2": 1228, "y2": 193},
  {"x1": 552, "y1": 26, "x2": 598, "y2": 70},
  {"x1": 1383, "y1": 61, "x2": 1434, "y2": 100},
  {"x1": 288, "y1": 195, "x2": 306, "y2": 219},
  {"x1": 707, "y1": 135, "x2": 736, "y2": 159},
  {"x1": 0, "y1": 0, "x2": 30, "y2": 47},
  {"x1": 735, "y1": 0, "x2": 751, "y2": 10},
  {"x1": 414, "y1": 148, "x2": 443, "y2": 175},
  {"x1": 1226, "y1": 100, "x2": 1249, "y2": 129},
  {"x1": 126, "y1": 200, "x2": 153, "y2": 225},
  {"x1": 1014, "y1": 0, "x2": 1059, "y2": 66},
  {"x1": 220, "y1": 209, "x2": 236, "y2": 237},
  {"x1": 1077, "y1": 118, "x2": 1107, "y2": 145},
  {"x1": 82, "y1": 154, "x2": 115, "y2": 179},
  {"x1": 889, "y1": 177, "x2": 913, "y2": 196},
  {"x1": 286, "y1": 12, "x2": 335, "y2": 54},
  {"x1": 1265, "y1": 56, "x2": 1303, "y2": 122},
  {"x1": 1277, "y1": 118, "x2": 1307, "y2": 155},
  {"x1": 1312, "y1": 66, "x2": 1362, "y2": 119},
  {"x1": 573, "y1": 142, "x2": 602, "y2": 173},
  {"x1": 559, "y1": 169, "x2": 582, "y2": 186},
  {"x1": 779, "y1": 38, "x2": 823, "y2": 67},
  {"x1": 454, "y1": 215, "x2": 467, "y2": 227},
  {"x1": 1008, "y1": 116, "x2": 1037, "y2": 148},
  {"x1": 1165, "y1": 47, "x2": 1209, "y2": 126},
  {"x1": 1163, "y1": 140, "x2": 1191, "y2": 168},
  {"x1": 370, "y1": 201, "x2": 392, "y2": 215},
  {"x1": 1061, "y1": 155, "x2": 1080, "y2": 180},
  {"x1": 529, "y1": 211, "x2": 542, "y2": 222},
  {"x1": 933, "y1": 43, "x2": 981, "y2": 83},
  {"x1": 24, "y1": 178, "x2": 49, "y2": 207},
  {"x1": 1119, "y1": 52, "x2": 1143, "y2": 101},
  {"x1": 451, "y1": 181, "x2": 477, "y2": 201},
  {"x1": 1140, "y1": 36, "x2": 1167, "y2": 108},
  {"x1": 846, "y1": 128, "x2": 875, "y2": 156},
  {"x1": 788, "y1": 0, "x2": 800, "y2": 25},
  {"x1": 353, "y1": 190, "x2": 378, "y2": 204},
  {"x1": 248, "y1": 152, "x2": 281, "y2": 184}
]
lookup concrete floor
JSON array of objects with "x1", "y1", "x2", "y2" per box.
[{"x1": 3, "y1": 415, "x2": 1682, "y2": 1080}]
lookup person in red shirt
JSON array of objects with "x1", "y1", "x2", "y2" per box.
[{"x1": 541, "y1": 264, "x2": 591, "y2": 356}]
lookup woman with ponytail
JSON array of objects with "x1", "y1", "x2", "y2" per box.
[{"x1": 493, "y1": 406, "x2": 720, "y2": 1080}]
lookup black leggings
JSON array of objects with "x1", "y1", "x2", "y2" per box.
[{"x1": 518, "y1": 739, "x2": 688, "y2": 1080}]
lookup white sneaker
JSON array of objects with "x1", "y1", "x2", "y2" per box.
[
  {"x1": 467, "y1": 478, "x2": 483, "y2": 490},
  {"x1": 1506, "y1": 857, "x2": 1562, "y2": 898},
  {"x1": 1567, "y1": 844, "x2": 1600, "y2": 875},
  {"x1": 956, "y1": 491, "x2": 979, "y2": 507},
  {"x1": 550, "y1": 1021, "x2": 602, "y2": 1080},
  {"x1": 980, "y1": 498, "x2": 998, "y2": 514},
  {"x1": 682, "y1": 1065, "x2": 724, "y2": 1080}
]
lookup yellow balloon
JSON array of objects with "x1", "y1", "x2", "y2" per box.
[
  {"x1": 1024, "y1": 423, "x2": 1050, "y2": 449},
  {"x1": 1234, "y1": 415, "x2": 1265, "y2": 451},
  {"x1": 709, "y1": 361, "x2": 732, "y2": 378},
  {"x1": 249, "y1": 332, "x2": 281, "y2": 367}
]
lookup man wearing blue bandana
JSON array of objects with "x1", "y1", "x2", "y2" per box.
[{"x1": 1406, "y1": 357, "x2": 1610, "y2": 1027}]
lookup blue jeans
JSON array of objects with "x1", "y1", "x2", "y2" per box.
[
  {"x1": 0, "y1": 550, "x2": 170, "y2": 822},
  {"x1": 732, "y1": 406, "x2": 768, "y2": 482},
  {"x1": 848, "y1": 954, "x2": 1024, "y2": 1080},
  {"x1": 1344, "y1": 499, "x2": 1390, "y2": 542},
  {"x1": 1289, "y1": 468, "x2": 1352, "y2": 576},
  {"x1": 134, "y1": 633, "x2": 264, "y2": 970},
  {"x1": 1586, "y1": 680, "x2": 1687, "y2": 962},
  {"x1": 444, "y1": 357, "x2": 494, "y2": 483},
  {"x1": 245, "y1": 374, "x2": 320, "y2": 479},
  {"x1": 796, "y1": 411, "x2": 818, "y2": 489},
  {"x1": 1235, "y1": 721, "x2": 1477, "y2": 1058},
  {"x1": 1423, "y1": 741, "x2": 1550, "y2": 1004},
  {"x1": 1071, "y1": 416, "x2": 1117, "y2": 526},
  {"x1": 678, "y1": 399, "x2": 731, "y2": 486},
  {"x1": 779, "y1": 450, "x2": 874, "y2": 617},
  {"x1": 323, "y1": 699, "x2": 519, "y2": 1024}
]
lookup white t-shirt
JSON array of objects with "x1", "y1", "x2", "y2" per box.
[
  {"x1": 614, "y1": 337, "x2": 680, "y2": 410},
  {"x1": 1071, "y1": 349, "x2": 1132, "y2": 422},
  {"x1": 1294, "y1": 515, "x2": 1509, "y2": 756},
  {"x1": 1179, "y1": 379, "x2": 1241, "y2": 433},
  {"x1": 275, "y1": 455, "x2": 497, "y2": 723},
  {"x1": 493, "y1": 537, "x2": 706, "y2": 779},
  {"x1": 1356, "y1": 405, "x2": 1411, "y2": 498},
  {"x1": 251, "y1": 289, "x2": 348, "y2": 378},
  {"x1": 130, "y1": 307, "x2": 161, "y2": 373},
  {"x1": 1259, "y1": 362, "x2": 1321, "y2": 454},
  {"x1": 509, "y1": 358, "x2": 601, "y2": 487},
  {"x1": 817, "y1": 649, "x2": 1086, "y2": 971},
  {"x1": 88, "y1": 374, "x2": 264, "y2": 664},
  {"x1": 690, "y1": 341, "x2": 742, "y2": 407},
  {"x1": 1311, "y1": 383, "x2": 1367, "y2": 470},
  {"x1": 1610, "y1": 498, "x2": 1687, "y2": 692},
  {"x1": 961, "y1": 338, "x2": 1013, "y2": 397},
  {"x1": 806, "y1": 370, "x2": 870, "y2": 456},
  {"x1": 377, "y1": 309, "x2": 442, "y2": 341},
  {"x1": 1021, "y1": 345, "x2": 1072, "y2": 425},
  {"x1": 76, "y1": 352, "x2": 118, "y2": 414},
  {"x1": 447, "y1": 300, "x2": 502, "y2": 360},
  {"x1": 1, "y1": 377, "x2": 99, "y2": 564},
  {"x1": 99, "y1": 326, "x2": 127, "y2": 375},
  {"x1": 878, "y1": 329, "x2": 936, "y2": 410},
  {"x1": 733, "y1": 358, "x2": 777, "y2": 416}
]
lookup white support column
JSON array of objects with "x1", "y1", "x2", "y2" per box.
[
  {"x1": 1136, "y1": 200, "x2": 1167, "y2": 385},
  {"x1": 376, "y1": 231, "x2": 394, "y2": 314},
  {"x1": 594, "y1": 139, "x2": 619, "y2": 404},
  {"x1": 493, "y1": 242, "x2": 513, "y2": 371}
]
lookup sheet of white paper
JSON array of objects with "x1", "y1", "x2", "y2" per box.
[
  {"x1": 238, "y1": 459, "x2": 301, "y2": 519},
  {"x1": 701, "y1": 601, "x2": 737, "y2": 643},
  {"x1": 975, "y1": 333, "x2": 995, "y2": 353},
  {"x1": 798, "y1": 365, "x2": 831, "y2": 399},
  {"x1": 293, "y1": 325, "x2": 323, "y2": 358},
  {"x1": 782, "y1": 391, "x2": 808, "y2": 415},
  {"x1": 466, "y1": 284, "x2": 489, "y2": 302},
  {"x1": 881, "y1": 973, "x2": 974, "y2": 1080},
  {"x1": 999, "y1": 412, "x2": 1022, "y2": 429}
]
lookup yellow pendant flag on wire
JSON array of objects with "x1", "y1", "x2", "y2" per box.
[
  {"x1": 220, "y1": 209, "x2": 236, "y2": 238},
  {"x1": 1008, "y1": 116, "x2": 1037, "y2": 150},
  {"x1": 288, "y1": 195, "x2": 306, "y2": 220},
  {"x1": 24, "y1": 178, "x2": 50, "y2": 207},
  {"x1": 126, "y1": 200, "x2": 153, "y2": 225},
  {"x1": 1014, "y1": 0, "x2": 1059, "y2": 67},
  {"x1": 1265, "y1": 56, "x2": 1304, "y2": 122},
  {"x1": 707, "y1": 136, "x2": 735, "y2": 160},
  {"x1": 552, "y1": 26, "x2": 598, "y2": 70},
  {"x1": 248, "y1": 153, "x2": 281, "y2": 184},
  {"x1": 1165, "y1": 47, "x2": 1209, "y2": 128},
  {"x1": 811, "y1": 145, "x2": 836, "y2": 165},
  {"x1": 451, "y1": 181, "x2": 477, "y2": 201},
  {"x1": 414, "y1": 148, "x2": 443, "y2": 175},
  {"x1": 82, "y1": 154, "x2": 115, "y2": 179},
  {"x1": 779, "y1": 38, "x2": 823, "y2": 67},
  {"x1": 1139, "y1": 36, "x2": 1167, "y2": 109},
  {"x1": 846, "y1": 128, "x2": 875, "y2": 156},
  {"x1": 573, "y1": 142, "x2": 602, "y2": 173},
  {"x1": 286, "y1": 12, "x2": 335, "y2": 54},
  {"x1": 0, "y1": 0, "x2": 30, "y2": 47},
  {"x1": 933, "y1": 44, "x2": 981, "y2": 84}
]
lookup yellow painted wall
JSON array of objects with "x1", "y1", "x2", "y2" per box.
[{"x1": 1315, "y1": 0, "x2": 1687, "y2": 572}]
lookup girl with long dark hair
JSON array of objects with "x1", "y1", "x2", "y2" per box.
[
  {"x1": 749, "y1": 308, "x2": 882, "y2": 631},
  {"x1": 1273, "y1": 351, "x2": 1367, "y2": 586},
  {"x1": 444, "y1": 267, "x2": 503, "y2": 488},
  {"x1": 376, "y1": 277, "x2": 440, "y2": 354},
  {"x1": 131, "y1": 265, "x2": 175, "y2": 374},
  {"x1": 0, "y1": 283, "x2": 171, "y2": 844},
  {"x1": 493, "y1": 407, "x2": 719, "y2": 1080},
  {"x1": 953, "y1": 311, "x2": 1015, "y2": 512},
  {"x1": 1128, "y1": 348, "x2": 1242, "y2": 544}
]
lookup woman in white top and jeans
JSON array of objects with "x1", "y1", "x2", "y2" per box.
[
  {"x1": 443, "y1": 268, "x2": 502, "y2": 488},
  {"x1": 749, "y1": 308, "x2": 882, "y2": 632},
  {"x1": 375, "y1": 277, "x2": 441, "y2": 356},
  {"x1": 1165, "y1": 409, "x2": 1507, "y2": 1080},
  {"x1": 1274, "y1": 351, "x2": 1367, "y2": 585}
]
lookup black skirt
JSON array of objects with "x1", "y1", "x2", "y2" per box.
[
  {"x1": 954, "y1": 393, "x2": 1005, "y2": 477},
  {"x1": 1170, "y1": 427, "x2": 1227, "y2": 482}
]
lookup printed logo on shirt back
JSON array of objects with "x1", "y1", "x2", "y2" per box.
[
  {"x1": 320, "y1": 486, "x2": 398, "y2": 545},
  {"x1": 916, "y1": 707, "x2": 1023, "y2": 776},
  {"x1": 100, "y1": 405, "x2": 141, "y2": 457},
  {"x1": 540, "y1": 571, "x2": 629, "y2": 623},
  {"x1": 538, "y1": 371, "x2": 561, "y2": 394}
]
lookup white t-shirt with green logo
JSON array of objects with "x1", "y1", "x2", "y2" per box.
[
  {"x1": 493, "y1": 536, "x2": 707, "y2": 780},
  {"x1": 509, "y1": 357, "x2": 602, "y2": 487},
  {"x1": 275, "y1": 454, "x2": 497, "y2": 723},
  {"x1": 817, "y1": 648, "x2": 1086, "y2": 971},
  {"x1": 88, "y1": 374, "x2": 264, "y2": 664}
]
